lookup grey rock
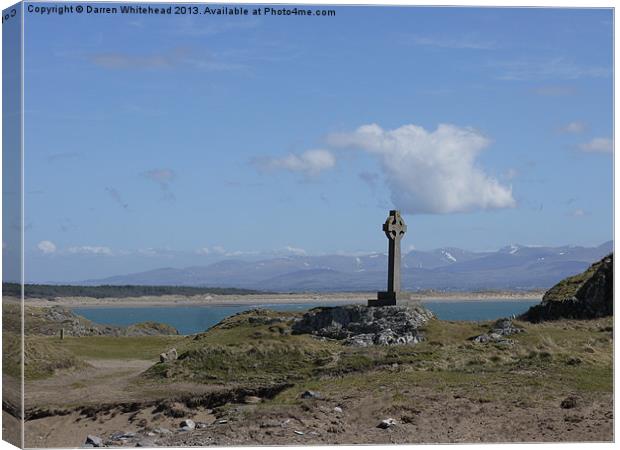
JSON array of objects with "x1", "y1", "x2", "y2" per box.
[
  {"x1": 377, "y1": 418, "x2": 397, "y2": 429},
  {"x1": 153, "y1": 428, "x2": 171, "y2": 435},
  {"x1": 180, "y1": 419, "x2": 195, "y2": 430},
  {"x1": 333, "y1": 406, "x2": 343, "y2": 413},
  {"x1": 301, "y1": 390, "x2": 321, "y2": 399},
  {"x1": 85, "y1": 435, "x2": 103, "y2": 447},
  {"x1": 160, "y1": 348, "x2": 178, "y2": 363},
  {"x1": 561, "y1": 396, "x2": 579, "y2": 409},
  {"x1": 293, "y1": 430, "x2": 305, "y2": 435},
  {"x1": 523, "y1": 254, "x2": 613, "y2": 322},
  {"x1": 472, "y1": 318, "x2": 524, "y2": 345},
  {"x1": 293, "y1": 304, "x2": 432, "y2": 347},
  {"x1": 110, "y1": 431, "x2": 135, "y2": 440}
]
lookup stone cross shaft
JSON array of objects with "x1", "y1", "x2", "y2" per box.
[
  {"x1": 368, "y1": 210, "x2": 408, "y2": 307},
  {"x1": 383, "y1": 210, "x2": 407, "y2": 294}
]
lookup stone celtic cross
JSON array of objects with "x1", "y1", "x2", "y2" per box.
[{"x1": 369, "y1": 210, "x2": 407, "y2": 307}]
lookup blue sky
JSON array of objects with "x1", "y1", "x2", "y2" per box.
[{"x1": 13, "y1": 5, "x2": 614, "y2": 282}]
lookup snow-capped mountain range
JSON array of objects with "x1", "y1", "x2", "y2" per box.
[{"x1": 86, "y1": 241, "x2": 613, "y2": 292}]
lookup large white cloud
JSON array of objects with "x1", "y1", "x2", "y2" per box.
[
  {"x1": 328, "y1": 123, "x2": 515, "y2": 214},
  {"x1": 253, "y1": 149, "x2": 335, "y2": 176}
]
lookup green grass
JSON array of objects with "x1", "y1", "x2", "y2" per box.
[
  {"x1": 542, "y1": 255, "x2": 611, "y2": 302},
  {"x1": 143, "y1": 308, "x2": 612, "y2": 407},
  {"x1": 2, "y1": 333, "x2": 90, "y2": 380},
  {"x1": 58, "y1": 335, "x2": 184, "y2": 360},
  {"x1": 144, "y1": 310, "x2": 340, "y2": 385}
]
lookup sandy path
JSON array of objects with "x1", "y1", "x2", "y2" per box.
[
  {"x1": 16, "y1": 291, "x2": 543, "y2": 308},
  {"x1": 24, "y1": 359, "x2": 154, "y2": 410}
]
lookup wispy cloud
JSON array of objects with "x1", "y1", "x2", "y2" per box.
[
  {"x1": 105, "y1": 187, "x2": 129, "y2": 210},
  {"x1": 569, "y1": 208, "x2": 587, "y2": 218},
  {"x1": 359, "y1": 171, "x2": 380, "y2": 188},
  {"x1": 559, "y1": 121, "x2": 586, "y2": 134},
  {"x1": 252, "y1": 149, "x2": 336, "y2": 177},
  {"x1": 531, "y1": 85, "x2": 577, "y2": 97},
  {"x1": 143, "y1": 168, "x2": 176, "y2": 201},
  {"x1": 579, "y1": 137, "x2": 613, "y2": 154},
  {"x1": 405, "y1": 33, "x2": 496, "y2": 50},
  {"x1": 89, "y1": 47, "x2": 247, "y2": 72},
  {"x1": 196, "y1": 245, "x2": 259, "y2": 257},
  {"x1": 47, "y1": 152, "x2": 80, "y2": 163},
  {"x1": 283, "y1": 245, "x2": 307, "y2": 256},
  {"x1": 68, "y1": 246, "x2": 113, "y2": 256},
  {"x1": 491, "y1": 57, "x2": 611, "y2": 81},
  {"x1": 37, "y1": 240, "x2": 56, "y2": 254}
]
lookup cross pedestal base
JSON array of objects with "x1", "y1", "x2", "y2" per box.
[{"x1": 368, "y1": 291, "x2": 408, "y2": 307}]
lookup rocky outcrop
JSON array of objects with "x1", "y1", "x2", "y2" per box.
[
  {"x1": 33, "y1": 306, "x2": 179, "y2": 337},
  {"x1": 292, "y1": 304, "x2": 433, "y2": 347},
  {"x1": 522, "y1": 254, "x2": 613, "y2": 322},
  {"x1": 160, "y1": 348, "x2": 178, "y2": 363},
  {"x1": 471, "y1": 318, "x2": 524, "y2": 345}
]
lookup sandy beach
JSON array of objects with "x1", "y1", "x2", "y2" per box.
[{"x1": 11, "y1": 290, "x2": 544, "y2": 308}]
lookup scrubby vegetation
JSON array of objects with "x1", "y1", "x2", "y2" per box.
[
  {"x1": 3, "y1": 283, "x2": 266, "y2": 299},
  {"x1": 144, "y1": 309, "x2": 613, "y2": 401},
  {"x1": 543, "y1": 254, "x2": 612, "y2": 302}
]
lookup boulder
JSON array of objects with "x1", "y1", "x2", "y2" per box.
[
  {"x1": 85, "y1": 435, "x2": 103, "y2": 447},
  {"x1": 377, "y1": 418, "x2": 397, "y2": 429},
  {"x1": 292, "y1": 304, "x2": 432, "y2": 347},
  {"x1": 522, "y1": 254, "x2": 613, "y2": 322},
  {"x1": 471, "y1": 318, "x2": 524, "y2": 344},
  {"x1": 301, "y1": 390, "x2": 321, "y2": 399},
  {"x1": 561, "y1": 396, "x2": 579, "y2": 409},
  {"x1": 160, "y1": 348, "x2": 178, "y2": 363},
  {"x1": 180, "y1": 419, "x2": 195, "y2": 430}
]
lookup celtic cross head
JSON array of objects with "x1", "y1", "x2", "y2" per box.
[{"x1": 382, "y1": 210, "x2": 407, "y2": 241}]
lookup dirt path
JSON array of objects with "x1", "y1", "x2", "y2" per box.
[
  {"x1": 24, "y1": 360, "x2": 154, "y2": 410},
  {"x1": 17, "y1": 291, "x2": 543, "y2": 308}
]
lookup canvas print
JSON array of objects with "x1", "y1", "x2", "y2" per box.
[{"x1": 2, "y1": 2, "x2": 614, "y2": 448}]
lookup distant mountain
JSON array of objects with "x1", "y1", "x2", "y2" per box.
[{"x1": 86, "y1": 241, "x2": 613, "y2": 293}]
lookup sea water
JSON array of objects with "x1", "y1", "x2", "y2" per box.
[{"x1": 73, "y1": 299, "x2": 539, "y2": 335}]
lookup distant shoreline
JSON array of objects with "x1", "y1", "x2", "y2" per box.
[{"x1": 8, "y1": 291, "x2": 544, "y2": 308}]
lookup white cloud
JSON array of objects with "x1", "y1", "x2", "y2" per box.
[
  {"x1": 284, "y1": 245, "x2": 307, "y2": 256},
  {"x1": 37, "y1": 240, "x2": 56, "y2": 254},
  {"x1": 328, "y1": 123, "x2": 515, "y2": 214},
  {"x1": 570, "y1": 208, "x2": 586, "y2": 217},
  {"x1": 253, "y1": 149, "x2": 335, "y2": 176},
  {"x1": 559, "y1": 121, "x2": 586, "y2": 134},
  {"x1": 196, "y1": 247, "x2": 210, "y2": 255},
  {"x1": 68, "y1": 246, "x2": 112, "y2": 255},
  {"x1": 212, "y1": 245, "x2": 226, "y2": 255},
  {"x1": 225, "y1": 250, "x2": 259, "y2": 257},
  {"x1": 579, "y1": 137, "x2": 613, "y2": 153}
]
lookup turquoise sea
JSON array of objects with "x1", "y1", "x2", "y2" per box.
[{"x1": 74, "y1": 299, "x2": 539, "y2": 335}]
